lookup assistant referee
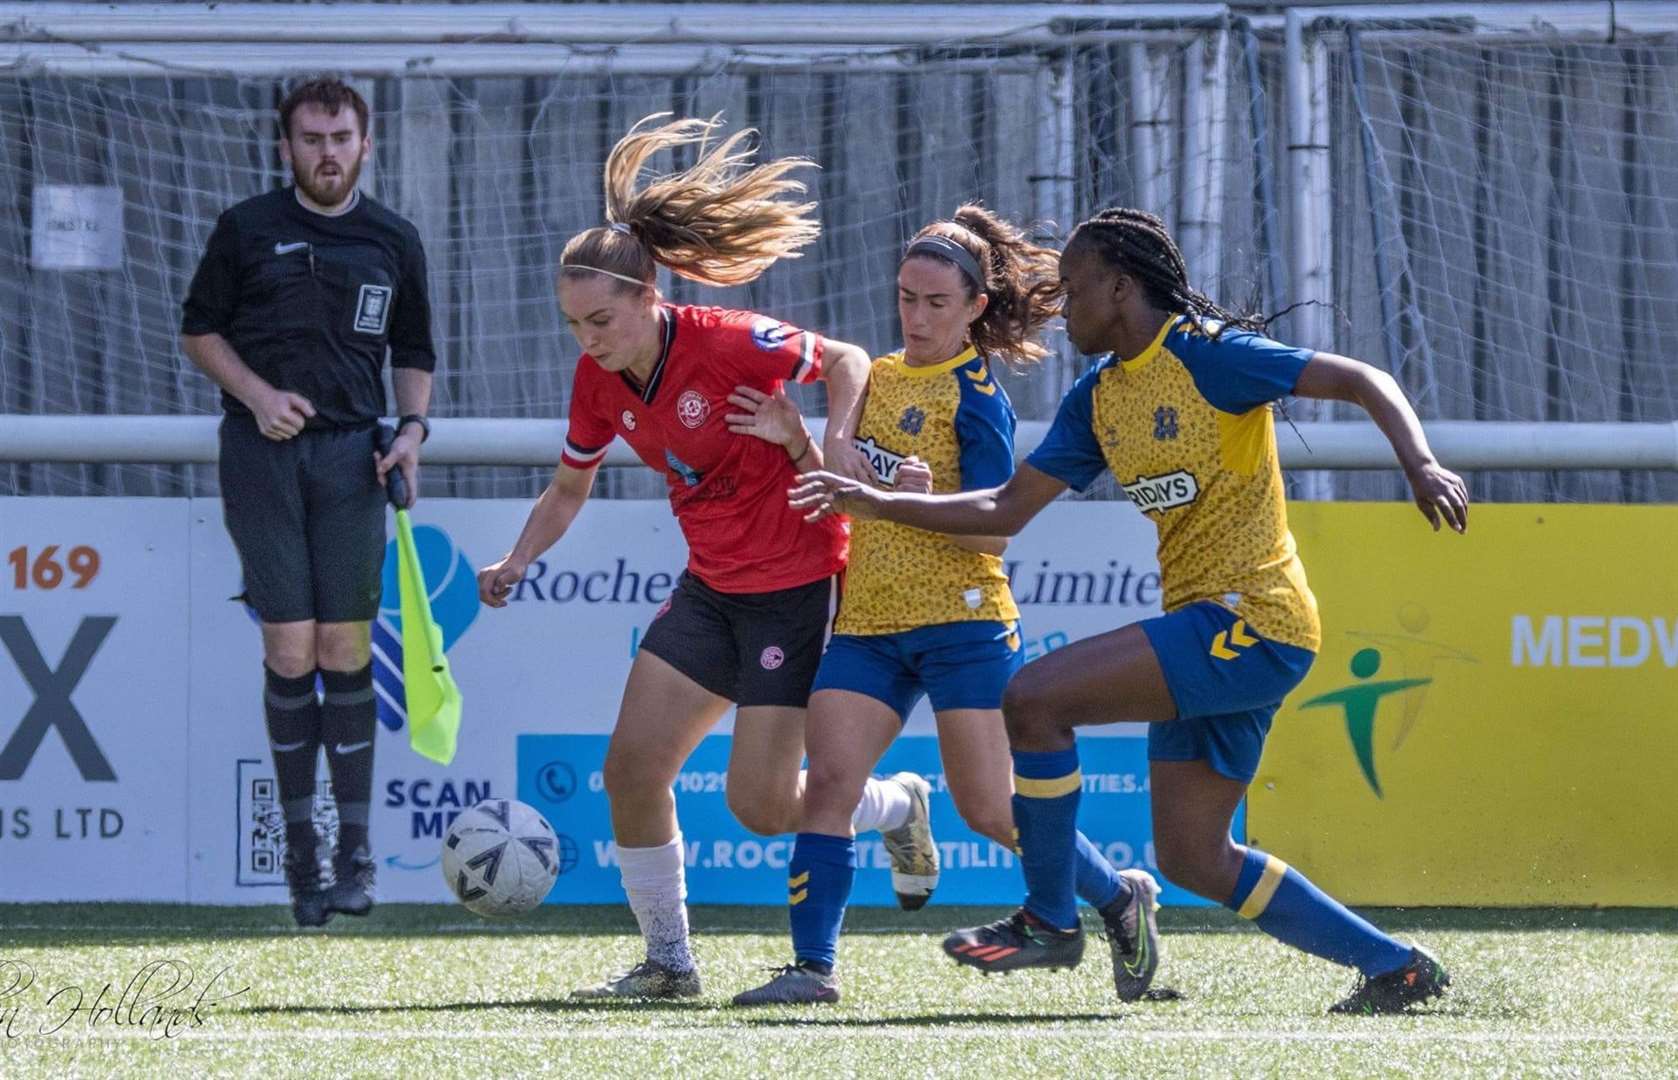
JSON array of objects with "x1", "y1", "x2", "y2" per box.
[{"x1": 180, "y1": 78, "x2": 436, "y2": 927}]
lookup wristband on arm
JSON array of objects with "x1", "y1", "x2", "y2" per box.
[{"x1": 397, "y1": 414, "x2": 430, "y2": 443}]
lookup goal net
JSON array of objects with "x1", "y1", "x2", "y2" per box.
[
  {"x1": 1326, "y1": 30, "x2": 1678, "y2": 504},
  {"x1": 2, "y1": 10, "x2": 1674, "y2": 503}
]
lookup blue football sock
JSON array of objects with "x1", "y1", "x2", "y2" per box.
[
  {"x1": 788, "y1": 832, "x2": 855, "y2": 971},
  {"x1": 1226, "y1": 847, "x2": 1412, "y2": 976},
  {"x1": 1012, "y1": 747, "x2": 1083, "y2": 931},
  {"x1": 1073, "y1": 830, "x2": 1127, "y2": 911}
]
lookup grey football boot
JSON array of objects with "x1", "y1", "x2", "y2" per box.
[
  {"x1": 732, "y1": 963, "x2": 841, "y2": 1006},
  {"x1": 879, "y1": 772, "x2": 939, "y2": 910},
  {"x1": 571, "y1": 959, "x2": 702, "y2": 1001},
  {"x1": 1098, "y1": 868, "x2": 1163, "y2": 1001}
]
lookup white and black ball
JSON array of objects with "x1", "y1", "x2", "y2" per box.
[{"x1": 440, "y1": 798, "x2": 561, "y2": 917}]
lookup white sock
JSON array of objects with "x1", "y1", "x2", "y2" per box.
[
  {"x1": 616, "y1": 834, "x2": 694, "y2": 972},
  {"x1": 850, "y1": 775, "x2": 912, "y2": 834}
]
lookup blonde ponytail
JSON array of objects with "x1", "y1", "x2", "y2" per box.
[{"x1": 561, "y1": 113, "x2": 821, "y2": 290}]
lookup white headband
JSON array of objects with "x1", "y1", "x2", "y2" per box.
[{"x1": 562, "y1": 263, "x2": 652, "y2": 288}]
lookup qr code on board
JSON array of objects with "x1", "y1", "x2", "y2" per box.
[{"x1": 236, "y1": 759, "x2": 340, "y2": 886}]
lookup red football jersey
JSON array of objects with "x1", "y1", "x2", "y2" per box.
[{"x1": 562, "y1": 304, "x2": 848, "y2": 593}]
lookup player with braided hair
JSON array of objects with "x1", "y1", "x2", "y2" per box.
[
  {"x1": 791, "y1": 207, "x2": 1467, "y2": 1014},
  {"x1": 1076, "y1": 208, "x2": 1266, "y2": 334}
]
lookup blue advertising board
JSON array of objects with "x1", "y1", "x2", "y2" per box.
[{"x1": 520, "y1": 733, "x2": 1228, "y2": 907}]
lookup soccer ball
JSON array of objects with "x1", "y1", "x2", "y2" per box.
[{"x1": 441, "y1": 798, "x2": 560, "y2": 917}]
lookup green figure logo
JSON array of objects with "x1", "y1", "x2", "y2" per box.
[{"x1": 1299, "y1": 648, "x2": 1430, "y2": 798}]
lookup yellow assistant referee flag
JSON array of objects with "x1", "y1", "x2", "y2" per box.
[{"x1": 394, "y1": 506, "x2": 462, "y2": 766}]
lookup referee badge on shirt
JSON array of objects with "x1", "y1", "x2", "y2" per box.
[{"x1": 353, "y1": 283, "x2": 393, "y2": 335}]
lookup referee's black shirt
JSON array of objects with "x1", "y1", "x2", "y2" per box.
[{"x1": 181, "y1": 187, "x2": 436, "y2": 428}]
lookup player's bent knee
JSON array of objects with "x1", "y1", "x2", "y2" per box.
[
  {"x1": 1152, "y1": 838, "x2": 1194, "y2": 882},
  {"x1": 265, "y1": 656, "x2": 315, "y2": 680},
  {"x1": 1001, "y1": 675, "x2": 1057, "y2": 744},
  {"x1": 803, "y1": 760, "x2": 866, "y2": 813},
  {"x1": 727, "y1": 789, "x2": 797, "y2": 837}
]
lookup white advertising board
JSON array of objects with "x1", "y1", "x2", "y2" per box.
[
  {"x1": 4, "y1": 497, "x2": 1163, "y2": 904},
  {"x1": 0, "y1": 499, "x2": 192, "y2": 901}
]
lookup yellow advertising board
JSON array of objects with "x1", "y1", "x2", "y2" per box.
[{"x1": 1248, "y1": 503, "x2": 1678, "y2": 907}]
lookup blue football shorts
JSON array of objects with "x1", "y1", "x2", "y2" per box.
[
  {"x1": 812, "y1": 619, "x2": 1023, "y2": 723},
  {"x1": 1139, "y1": 601, "x2": 1316, "y2": 783}
]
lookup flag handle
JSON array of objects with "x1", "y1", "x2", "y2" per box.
[{"x1": 374, "y1": 423, "x2": 410, "y2": 510}]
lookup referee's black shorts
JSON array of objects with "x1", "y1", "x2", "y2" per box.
[
  {"x1": 638, "y1": 571, "x2": 840, "y2": 708},
  {"x1": 219, "y1": 414, "x2": 386, "y2": 624}
]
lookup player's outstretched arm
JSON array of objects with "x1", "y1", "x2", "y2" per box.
[
  {"x1": 477, "y1": 460, "x2": 598, "y2": 608},
  {"x1": 890, "y1": 456, "x2": 1008, "y2": 555},
  {"x1": 815, "y1": 338, "x2": 877, "y2": 485},
  {"x1": 1293, "y1": 352, "x2": 1469, "y2": 534},
  {"x1": 790, "y1": 462, "x2": 1065, "y2": 538}
]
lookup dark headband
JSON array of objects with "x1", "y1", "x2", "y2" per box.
[{"x1": 903, "y1": 234, "x2": 984, "y2": 290}]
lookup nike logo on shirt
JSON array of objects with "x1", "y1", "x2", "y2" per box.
[
  {"x1": 274, "y1": 241, "x2": 309, "y2": 255},
  {"x1": 334, "y1": 741, "x2": 372, "y2": 755}
]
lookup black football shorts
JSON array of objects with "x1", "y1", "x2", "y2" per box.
[
  {"x1": 638, "y1": 570, "x2": 839, "y2": 708},
  {"x1": 219, "y1": 414, "x2": 386, "y2": 624}
]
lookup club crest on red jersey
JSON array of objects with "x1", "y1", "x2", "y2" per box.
[
  {"x1": 621, "y1": 409, "x2": 637, "y2": 431},
  {"x1": 676, "y1": 390, "x2": 710, "y2": 429}
]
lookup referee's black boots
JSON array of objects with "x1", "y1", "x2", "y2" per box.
[
  {"x1": 327, "y1": 845, "x2": 377, "y2": 917},
  {"x1": 283, "y1": 848, "x2": 334, "y2": 928}
]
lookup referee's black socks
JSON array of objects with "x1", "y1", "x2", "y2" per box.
[
  {"x1": 263, "y1": 666, "x2": 323, "y2": 860},
  {"x1": 320, "y1": 664, "x2": 376, "y2": 860}
]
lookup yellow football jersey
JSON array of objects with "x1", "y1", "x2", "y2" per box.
[
  {"x1": 1027, "y1": 315, "x2": 1321, "y2": 651},
  {"x1": 837, "y1": 347, "x2": 1022, "y2": 636}
]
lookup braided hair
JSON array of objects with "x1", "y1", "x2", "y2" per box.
[{"x1": 1068, "y1": 208, "x2": 1262, "y2": 339}]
